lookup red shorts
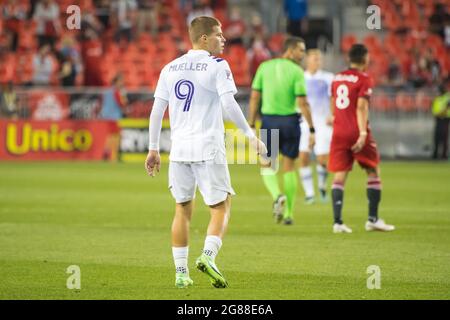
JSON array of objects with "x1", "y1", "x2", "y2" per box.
[{"x1": 328, "y1": 134, "x2": 380, "y2": 172}]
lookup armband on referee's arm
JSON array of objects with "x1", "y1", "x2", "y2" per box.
[
  {"x1": 359, "y1": 131, "x2": 367, "y2": 136},
  {"x1": 309, "y1": 127, "x2": 316, "y2": 134}
]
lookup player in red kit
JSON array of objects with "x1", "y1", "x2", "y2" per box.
[{"x1": 328, "y1": 44, "x2": 395, "y2": 233}]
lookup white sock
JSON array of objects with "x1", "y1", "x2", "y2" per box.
[
  {"x1": 203, "y1": 235, "x2": 222, "y2": 260},
  {"x1": 172, "y1": 246, "x2": 189, "y2": 275},
  {"x1": 299, "y1": 167, "x2": 315, "y2": 198},
  {"x1": 316, "y1": 164, "x2": 328, "y2": 191}
]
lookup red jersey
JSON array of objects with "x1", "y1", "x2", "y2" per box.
[{"x1": 331, "y1": 68, "x2": 374, "y2": 143}]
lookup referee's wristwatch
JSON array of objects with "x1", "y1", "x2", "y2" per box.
[{"x1": 309, "y1": 127, "x2": 316, "y2": 134}]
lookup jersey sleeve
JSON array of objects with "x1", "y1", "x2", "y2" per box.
[
  {"x1": 216, "y1": 60, "x2": 238, "y2": 96},
  {"x1": 251, "y1": 64, "x2": 263, "y2": 91},
  {"x1": 295, "y1": 67, "x2": 307, "y2": 97},
  {"x1": 358, "y1": 75, "x2": 374, "y2": 101},
  {"x1": 326, "y1": 72, "x2": 334, "y2": 97},
  {"x1": 154, "y1": 66, "x2": 170, "y2": 101}
]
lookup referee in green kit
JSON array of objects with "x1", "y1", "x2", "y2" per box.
[{"x1": 248, "y1": 36, "x2": 315, "y2": 225}]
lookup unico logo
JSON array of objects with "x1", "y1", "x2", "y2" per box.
[{"x1": 6, "y1": 123, "x2": 93, "y2": 155}]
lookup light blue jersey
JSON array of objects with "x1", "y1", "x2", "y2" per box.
[{"x1": 305, "y1": 70, "x2": 334, "y2": 123}]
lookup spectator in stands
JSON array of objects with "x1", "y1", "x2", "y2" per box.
[
  {"x1": 407, "y1": 49, "x2": 440, "y2": 89},
  {"x1": 0, "y1": 30, "x2": 14, "y2": 52},
  {"x1": 94, "y1": 0, "x2": 112, "y2": 29},
  {"x1": 81, "y1": 29, "x2": 103, "y2": 86},
  {"x1": 32, "y1": 44, "x2": 54, "y2": 86},
  {"x1": 33, "y1": 0, "x2": 61, "y2": 50},
  {"x1": 429, "y1": 3, "x2": 450, "y2": 42},
  {"x1": 0, "y1": 81, "x2": 19, "y2": 119},
  {"x1": 247, "y1": 35, "x2": 271, "y2": 77},
  {"x1": 58, "y1": 54, "x2": 77, "y2": 87},
  {"x1": 432, "y1": 83, "x2": 450, "y2": 160},
  {"x1": 137, "y1": 0, "x2": 159, "y2": 36},
  {"x1": 81, "y1": 6, "x2": 104, "y2": 37},
  {"x1": 284, "y1": 0, "x2": 308, "y2": 38},
  {"x1": 100, "y1": 73, "x2": 128, "y2": 120},
  {"x1": 445, "y1": 13, "x2": 450, "y2": 47},
  {"x1": 186, "y1": 0, "x2": 214, "y2": 26},
  {"x1": 179, "y1": 0, "x2": 195, "y2": 15},
  {"x1": 387, "y1": 57, "x2": 404, "y2": 87},
  {"x1": 223, "y1": 6, "x2": 246, "y2": 46},
  {"x1": 1, "y1": 0, "x2": 28, "y2": 51},
  {"x1": 259, "y1": 0, "x2": 280, "y2": 34},
  {"x1": 101, "y1": 73, "x2": 128, "y2": 161},
  {"x1": 111, "y1": 0, "x2": 138, "y2": 44},
  {"x1": 247, "y1": 13, "x2": 267, "y2": 45}
]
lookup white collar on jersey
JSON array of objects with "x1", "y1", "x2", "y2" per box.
[{"x1": 187, "y1": 49, "x2": 211, "y2": 56}]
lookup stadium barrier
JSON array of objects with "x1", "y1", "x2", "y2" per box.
[
  {"x1": 0, "y1": 119, "x2": 119, "y2": 161},
  {"x1": 0, "y1": 87, "x2": 439, "y2": 160}
]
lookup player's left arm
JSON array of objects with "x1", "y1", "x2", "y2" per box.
[
  {"x1": 351, "y1": 97, "x2": 369, "y2": 153},
  {"x1": 327, "y1": 96, "x2": 335, "y2": 126},
  {"x1": 248, "y1": 90, "x2": 261, "y2": 129},
  {"x1": 221, "y1": 92, "x2": 268, "y2": 157}
]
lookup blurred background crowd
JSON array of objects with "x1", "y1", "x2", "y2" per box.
[
  {"x1": 0, "y1": 0, "x2": 447, "y2": 89},
  {"x1": 0, "y1": 0, "x2": 449, "y2": 159}
]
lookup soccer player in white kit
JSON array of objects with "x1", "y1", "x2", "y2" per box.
[
  {"x1": 145, "y1": 16, "x2": 267, "y2": 289},
  {"x1": 298, "y1": 49, "x2": 334, "y2": 204}
]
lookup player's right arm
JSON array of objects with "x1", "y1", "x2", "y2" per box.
[
  {"x1": 146, "y1": 97, "x2": 168, "y2": 176},
  {"x1": 351, "y1": 75, "x2": 373, "y2": 153},
  {"x1": 146, "y1": 66, "x2": 169, "y2": 177}
]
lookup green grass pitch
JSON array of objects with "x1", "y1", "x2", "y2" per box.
[{"x1": 0, "y1": 161, "x2": 449, "y2": 299}]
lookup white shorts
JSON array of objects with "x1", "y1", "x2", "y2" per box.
[
  {"x1": 299, "y1": 120, "x2": 332, "y2": 155},
  {"x1": 168, "y1": 151, "x2": 235, "y2": 206}
]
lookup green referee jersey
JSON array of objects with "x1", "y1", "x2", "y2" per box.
[{"x1": 251, "y1": 58, "x2": 307, "y2": 116}]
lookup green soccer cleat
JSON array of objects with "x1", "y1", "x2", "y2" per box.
[
  {"x1": 195, "y1": 254, "x2": 228, "y2": 288},
  {"x1": 175, "y1": 273, "x2": 193, "y2": 289}
]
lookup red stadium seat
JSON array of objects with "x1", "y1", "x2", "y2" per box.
[
  {"x1": 371, "y1": 93, "x2": 393, "y2": 111},
  {"x1": 415, "y1": 91, "x2": 434, "y2": 112},
  {"x1": 395, "y1": 92, "x2": 416, "y2": 112},
  {"x1": 268, "y1": 33, "x2": 286, "y2": 54},
  {"x1": 341, "y1": 34, "x2": 357, "y2": 53}
]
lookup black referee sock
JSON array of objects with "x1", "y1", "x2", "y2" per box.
[
  {"x1": 331, "y1": 182, "x2": 344, "y2": 224},
  {"x1": 367, "y1": 177, "x2": 382, "y2": 223}
]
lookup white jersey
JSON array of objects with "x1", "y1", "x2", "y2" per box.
[
  {"x1": 304, "y1": 69, "x2": 334, "y2": 125},
  {"x1": 154, "y1": 49, "x2": 237, "y2": 162}
]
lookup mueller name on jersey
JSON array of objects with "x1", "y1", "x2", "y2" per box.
[{"x1": 169, "y1": 62, "x2": 208, "y2": 72}]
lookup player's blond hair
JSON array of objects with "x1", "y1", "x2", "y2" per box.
[
  {"x1": 189, "y1": 16, "x2": 221, "y2": 44},
  {"x1": 307, "y1": 49, "x2": 322, "y2": 56}
]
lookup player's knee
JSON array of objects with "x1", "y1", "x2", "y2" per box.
[
  {"x1": 178, "y1": 200, "x2": 192, "y2": 207},
  {"x1": 366, "y1": 167, "x2": 379, "y2": 178},
  {"x1": 299, "y1": 152, "x2": 310, "y2": 166}
]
